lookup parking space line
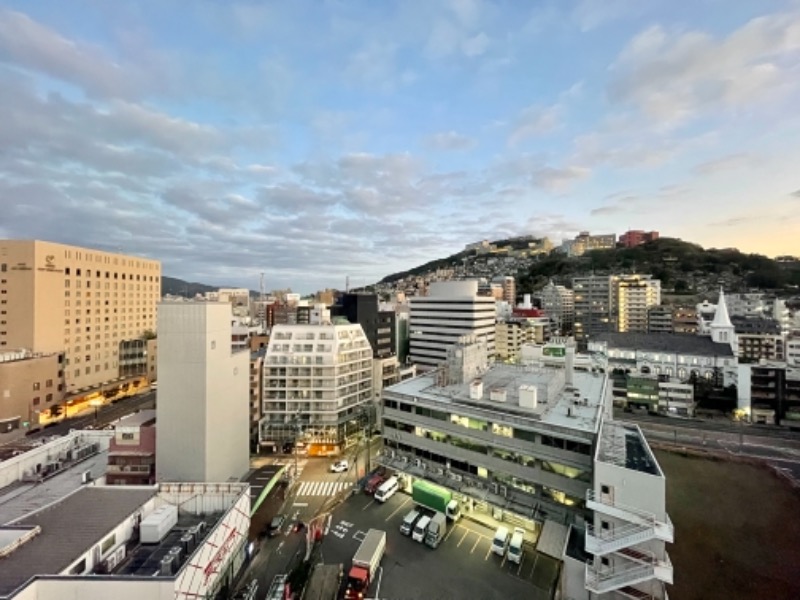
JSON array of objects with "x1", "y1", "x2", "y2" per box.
[
  {"x1": 385, "y1": 497, "x2": 411, "y2": 522},
  {"x1": 443, "y1": 523, "x2": 458, "y2": 544},
  {"x1": 471, "y1": 536, "x2": 481, "y2": 554},
  {"x1": 516, "y1": 556, "x2": 524, "y2": 577},
  {"x1": 500, "y1": 554, "x2": 507, "y2": 568},
  {"x1": 528, "y1": 552, "x2": 539, "y2": 579},
  {"x1": 361, "y1": 499, "x2": 375, "y2": 512},
  {"x1": 484, "y1": 544, "x2": 493, "y2": 561},
  {"x1": 456, "y1": 528, "x2": 469, "y2": 548}
]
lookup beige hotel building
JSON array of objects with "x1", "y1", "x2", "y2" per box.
[{"x1": 0, "y1": 240, "x2": 161, "y2": 395}]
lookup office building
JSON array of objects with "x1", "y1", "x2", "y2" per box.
[
  {"x1": 616, "y1": 275, "x2": 661, "y2": 333},
  {"x1": 259, "y1": 322, "x2": 373, "y2": 455},
  {"x1": 332, "y1": 293, "x2": 396, "y2": 358},
  {"x1": 249, "y1": 349, "x2": 266, "y2": 453},
  {"x1": 106, "y1": 410, "x2": 157, "y2": 485},
  {"x1": 0, "y1": 349, "x2": 65, "y2": 434},
  {"x1": 492, "y1": 276, "x2": 516, "y2": 305},
  {"x1": 749, "y1": 362, "x2": 800, "y2": 425},
  {"x1": 647, "y1": 305, "x2": 673, "y2": 334},
  {"x1": 156, "y1": 303, "x2": 250, "y2": 483},
  {"x1": 672, "y1": 306, "x2": 698, "y2": 334},
  {"x1": 0, "y1": 430, "x2": 250, "y2": 599},
  {"x1": 538, "y1": 281, "x2": 575, "y2": 335},
  {"x1": 572, "y1": 276, "x2": 614, "y2": 343},
  {"x1": 495, "y1": 318, "x2": 549, "y2": 362},
  {"x1": 619, "y1": 230, "x2": 659, "y2": 247},
  {"x1": 409, "y1": 281, "x2": 495, "y2": 368},
  {"x1": 0, "y1": 240, "x2": 160, "y2": 396},
  {"x1": 733, "y1": 316, "x2": 785, "y2": 364},
  {"x1": 379, "y1": 337, "x2": 673, "y2": 599}
]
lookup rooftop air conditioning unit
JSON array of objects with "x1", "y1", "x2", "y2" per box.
[
  {"x1": 414, "y1": 459, "x2": 422, "y2": 467},
  {"x1": 160, "y1": 556, "x2": 174, "y2": 576},
  {"x1": 500, "y1": 486, "x2": 508, "y2": 497},
  {"x1": 491, "y1": 483, "x2": 499, "y2": 494}
]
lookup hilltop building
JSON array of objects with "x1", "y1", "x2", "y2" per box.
[
  {"x1": 409, "y1": 281, "x2": 495, "y2": 368},
  {"x1": 619, "y1": 230, "x2": 659, "y2": 248},
  {"x1": 559, "y1": 232, "x2": 616, "y2": 257},
  {"x1": 379, "y1": 336, "x2": 673, "y2": 599}
]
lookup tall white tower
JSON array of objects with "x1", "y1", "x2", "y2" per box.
[{"x1": 156, "y1": 302, "x2": 250, "y2": 483}]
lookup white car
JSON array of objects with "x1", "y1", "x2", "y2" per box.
[{"x1": 330, "y1": 460, "x2": 349, "y2": 473}]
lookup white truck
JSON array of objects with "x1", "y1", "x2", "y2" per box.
[
  {"x1": 345, "y1": 529, "x2": 386, "y2": 600},
  {"x1": 424, "y1": 512, "x2": 447, "y2": 549}
]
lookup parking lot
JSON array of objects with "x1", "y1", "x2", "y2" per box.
[{"x1": 317, "y1": 489, "x2": 560, "y2": 600}]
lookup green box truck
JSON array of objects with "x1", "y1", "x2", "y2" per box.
[{"x1": 412, "y1": 480, "x2": 461, "y2": 521}]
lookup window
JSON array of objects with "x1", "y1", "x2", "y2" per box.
[
  {"x1": 46, "y1": 379, "x2": 53, "y2": 387},
  {"x1": 33, "y1": 397, "x2": 40, "y2": 406},
  {"x1": 33, "y1": 382, "x2": 40, "y2": 391},
  {"x1": 121, "y1": 432, "x2": 135, "y2": 440},
  {"x1": 46, "y1": 393, "x2": 53, "y2": 402}
]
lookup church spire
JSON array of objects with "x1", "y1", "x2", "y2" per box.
[{"x1": 711, "y1": 287, "x2": 733, "y2": 329}]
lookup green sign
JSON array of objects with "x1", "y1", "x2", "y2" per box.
[{"x1": 543, "y1": 346, "x2": 566, "y2": 357}]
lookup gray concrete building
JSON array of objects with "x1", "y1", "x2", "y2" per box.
[{"x1": 156, "y1": 302, "x2": 250, "y2": 483}]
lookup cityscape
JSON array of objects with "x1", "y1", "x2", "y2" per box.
[{"x1": 1, "y1": 3, "x2": 800, "y2": 600}]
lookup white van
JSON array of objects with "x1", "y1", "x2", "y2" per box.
[
  {"x1": 491, "y1": 526, "x2": 510, "y2": 556},
  {"x1": 400, "y1": 510, "x2": 421, "y2": 536},
  {"x1": 507, "y1": 527, "x2": 525, "y2": 564},
  {"x1": 374, "y1": 476, "x2": 399, "y2": 503},
  {"x1": 412, "y1": 515, "x2": 431, "y2": 542}
]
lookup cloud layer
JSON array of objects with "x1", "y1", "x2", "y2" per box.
[{"x1": 1, "y1": 2, "x2": 799, "y2": 292}]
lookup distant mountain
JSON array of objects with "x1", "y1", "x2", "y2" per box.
[{"x1": 161, "y1": 276, "x2": 260, "y2": 298}]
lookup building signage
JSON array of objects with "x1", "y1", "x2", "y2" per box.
[
  {"x1": 543, "y1": 346, "x2": 566, "y2": 357},
  {"x1": 203, "y1": 528, "x2": 241, "y2": 585},
  {"x1": 10, "y1": 262, "x2": 31, "y2": 271},
  {"x1": 38, "y1": 255, "x2": 63, "y2": 273}
]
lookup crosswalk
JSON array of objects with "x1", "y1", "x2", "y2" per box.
[{"x1": 297, "y1": 480, "x2": 351, "y2": 497}]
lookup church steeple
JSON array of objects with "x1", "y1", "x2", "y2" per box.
[{"x1": 710, "y1": 287, "x2": 735, "y2": 347}]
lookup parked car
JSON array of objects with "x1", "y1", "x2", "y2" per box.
[
  {"x1": 266, "y1": 514, "x2": 286, "y2": 537},
  {"x1": 364, "y1": 473, "x2": 386, "y2": 495},
  {"x1": 330, "y1": 459, "x2": 349, "y2": 473}
]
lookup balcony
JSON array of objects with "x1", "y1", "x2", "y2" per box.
[
  {"x1": 586, "y1": 490, "x2": 674, "y2": 543},
  {"x1": 585, "y1": 549, "x2": 672, "y2": 594}
]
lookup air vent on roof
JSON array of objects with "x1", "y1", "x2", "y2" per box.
[{"x1": 490, "y1": 388, "x2": 507, "y2": 402}]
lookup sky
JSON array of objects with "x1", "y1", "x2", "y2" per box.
[{"x1": 1, "y1": 0, "x2": 799, "y2": 293}]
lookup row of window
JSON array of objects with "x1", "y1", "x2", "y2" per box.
[
  {"x1": 63, "y1": 268, "x2": 159, "y2": 282},
  {"x1": 384, "y1": 399, "x2": 592, "y2": 455}
]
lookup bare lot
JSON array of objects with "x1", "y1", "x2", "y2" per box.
[{"x1": 656, "y1": 450, "x2": 800, "y2": 600}]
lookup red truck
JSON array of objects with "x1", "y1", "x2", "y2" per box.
[{"x1": 344, "y1": 529, "x2": 386, "y2": 600}]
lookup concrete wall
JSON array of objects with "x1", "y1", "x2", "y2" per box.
[{"x1": 156, "y1": 303, "x2": 249, "y2": 483}]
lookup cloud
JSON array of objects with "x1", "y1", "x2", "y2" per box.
[
  {"x1": 425, "y1": 130, "x2": 477, "y2": 151},
  {"x1": 609, "y1": 12, "x2": 800, "y2": 125},
  {"x1": 572, "y1": 0, "x2": 644, "y2": 32},
  {"x1": 791, "y1": 189, "x2": 800, "y2": 197},
  {"x1": 462, "y1": 32, "x2": 490, "y2": 57},
  {"x1": 692, "y1": 153, "x2": 759, "y2": 176},
  {"x1": 531, "y1": 166, "x2": 591, "y2": 192},
  {"x1": 508, "y1": 104, "x2": 561, "y2": 146}
]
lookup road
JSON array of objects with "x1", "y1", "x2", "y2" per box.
[
  {"x1": 234, "y1": 439, "x2": 382, "y2": 600},
  {"x1": 22, "y1": 392, "x2": 156, "y2": 441},
  {"x1": 614, "y1": 409, "x2": 800, "y2": 442}
]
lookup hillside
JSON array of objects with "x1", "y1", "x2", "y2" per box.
[
  {"x1": 517, "y1": 238, "x2": 800, "y2": 293},
  {"x1": 377, "y1": 237, "x2": 800, "y2": 295}
]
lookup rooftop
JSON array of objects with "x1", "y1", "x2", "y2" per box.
[
  {"x1": 596, "y1": 420, "x2": 662, "y2": 477},
  {"x1": 592, "y1": 332, "x2": 735, "y2": 357},
  {"x1": 732, "y1": 316, "x2": 783, "y2": 335},
  {"x1": 115, "y1": 409, "x2": 157, "y2": 428},
  {"x1": 384, "y1": 363, "x2": 608, "y2": 434},
  {"x1": 0, "y1": 487, "x2": 157, "y2": 596}
]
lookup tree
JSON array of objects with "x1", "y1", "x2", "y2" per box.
[{"x1": 142, "y1": 329, "x2": 157, "y2": 340}]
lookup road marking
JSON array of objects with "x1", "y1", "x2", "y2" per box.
[
  {"x1": 443, "y1": 523, "x2": 458, "y2": 544},
  {"x1": 385, "y1": 496, "x2": 410, "y2": 522},
  {"x1": 471, "y1": 536, "x2": 481, "y2": 554},
  {"x1": 501, "y1": 554, "x2": 507, "y2": 568},
  {"x1": 517, "y1": 556, "x2": 524, "y2": 576},
  {"x1": 292, "y1": 502, "x2": 309, "y2": 507},
  {"x1": 353, "y1": 530, "x2": 366, "y2": 541},
  {"x1": 361, "y1": 499, "x2": 375, "y2": 512},
  {"x1": 484, "y1": 544, "x2": 493, "y2": 561},
  {"x1": 296, "y1": 480, "x2": 349, "y2": 496},
  {"x1": 457, "y1": 528, "x2": 469, "y2": 548},
  {"x1": 528, "y1": 552, "x2": 539, "y2": 578}
]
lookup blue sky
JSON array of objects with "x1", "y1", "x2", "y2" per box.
[{"x1": 1, "y1": 0, "x2": 799, "y2": 293}]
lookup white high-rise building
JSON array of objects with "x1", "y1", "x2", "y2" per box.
[
  {"x1": 538, "y1": 280, "x2": 575, "y2": 334},
  {"x1": 409, "y1": 281, "x2": 496, "y2": 368},
  {"x1": 156, "y1": 302, "x2": 250, "y2": 483},
  {"x1": 260, "y1": 322, "x2": 373, "y2": 454},
  {"x1": 615, "y1": 275, "x2": 661, "y2": 333}
]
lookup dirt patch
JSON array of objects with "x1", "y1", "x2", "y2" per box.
[{"x1": 656, "y1": 449, "x2": 800, "y2": 600}]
